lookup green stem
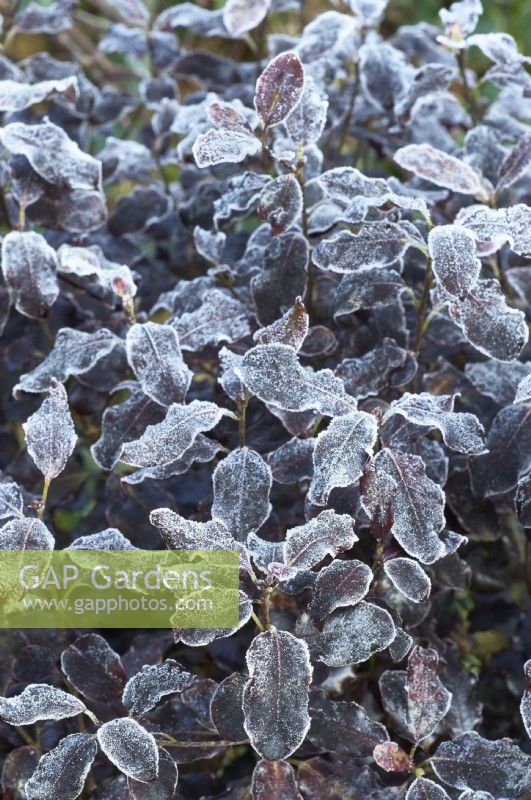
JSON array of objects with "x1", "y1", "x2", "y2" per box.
[
  {"x1": 458, "y1": 49, "x2": 480, "y2": 124},
  {"x1": 412, "y1": 257, "x2": 433, "y2": 357}
]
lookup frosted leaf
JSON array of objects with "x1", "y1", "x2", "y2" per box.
[
  {"x1": 251, "y1": 231, "x2": 308, "y2": 325},
  {"x1": 237, "y1": 344, "x2": 355, "y2": 417},
  {"x1": 445, "y1": 280, "x2": 528, "y2": 362},
  {"x1": 91, "y1": 386, "x2": 164, "y2": 471},
  {"x1": 173, "y1": 289, "x2": 251, "y2": 350},
  {"x1": 122, "y1": 435, "x2": 223, "y2": 485},
  {"x1": 457, "y1": 204, "x2": 531, "y2": 256},
  {"x1": 254, "y1": 297, "x2": 309, "y2": 351},
  {"x1": 521, "y1": 660, "x2": 531, "y2": 739},
  {"x1": 97, "y1": 718, "x2": 159, "y2": 783},
  {"x1": 57, "y1": 244, "x2": 136, "y2": 299},
  {"x1": 0, "y1": 684, "x2": 86, "y2": 725},
  {"x1": 384, "y1": 393, "x2": 486, "y2": 455},
  {"x1": 193, "y1": 127, "x2": 261, "y2": 168},
  {"x1": 212, "y1": 448, "x2": 272, "y2": 542},
  {"x1": 207, "y1": 100, "x2": 255, "y2": 133},
  {"x1": 308, "y1": 559, "x2": 373, "y2": 626},
  {"x1": 149, "y1": 508, "x2": 236, "y2": 550},
  {"x1": 395, "y1": 64, "x2": 457, "y2": 122},
  {"x1": 439, "y1": 0, "x2": 482, "y2": 41},
  {"x1": 431, "y1": 732, "x2": 531, "y2": 797},
  {"x1": 128, "y1": 749, "x2": 178, "y2": 800},
  {"x1": 361, "y1": 448, "x2": 446, "y2": 564},
  {"x1": 284, "y1": 510, "x2": 357, "y2": 569},
  {"x1": 383, "y1": 558, "x2": 431, "y2": 603},
  {"x1": 154, "y1": 1, "x2": 226, "y2": 35},
  {"x1": 255, "y1": 51, "x2": 304, "y2": 128},
  {"x1": 219, "y1": 348, "x2": 246, "y2": 402},
  {"x1": 243, "y1": 629, "x2": 312, "y2": 760},
  {"x1": 428, "y1": 226, "x2": 481, "y2": 299},
  {"x1": 359, "y1": 42, "x2": 409, "y2": 112},
  {"x1": 389, "y1": 628, "x2": 414, "y2": 663},
  {"x1": 210, "y1": 672, "x2": 247, "y2": 741},
  {"x1": 223, "y1": 0, "x2": 270, "y2": 36},
  {"x1": 25, "y1": 733, "x2": 97, "y2": 800},
  {"x1": 469, "y1": 404, "x2": 531, "y2": 497},
  {"x1": 251, "y1": 759, "x2": 303, "y2": 800},
  {"x1": 285, "y1": 77, "x2": 328, "y2": 147},
  {"x1": 334, "y1": 267, "x2": 404, "y2": 319},
  {"x1": 0, "y1": 479, "x2": 24, "y2": 520},
  {"x1": 308, "y1": 411, "x2": 377, "y2": 506},
  {"x1": 308, "y1": 690, "x2": 388, "y2": 757},
  {"x1": 0, "y1": 517, "x2": 54, "y2": 550},
  {"x1": 67, "y1": 529, "x2": 136, "y2": 550},
  {"x1": 267, "y1": 437, "x2": 314, "y2": 484},
  {"x1": 394, "y1": 144, "x2": 491, "y2": 202},
  {"x1": 257, "y1": 174, "x2": 302, "y2": 234},
  {"x1": 0, "y1": 76, "x2": 77, "y2": 112},
  {"x1": 214, "y1": 171, "x2": 270, "y2": 225},
  {"x1": 337, "y1": 340, "x2": 413, "y2": 399},
  {"x1": 379, "y1": 670, "x2": 411, "y2": 740},
  {"x1": 174, "y1": 590, "x2": 252, "y2": 648},
  {"x1": 1, "y1": 231, "x2": 59, "y2": 319},
  {"x1": 406, "y1": 778, "x2": 452, "y2": 800},
  {"x1": 120, "y1": 400, "x2": 226, "y2": 467},
  {"x1": 60, "y1": 634, "x2": 126, "y2": 703},
  {"x1": 126, "y1": 322, "x2": 192, "y2": 407},
  {"x1": 14, "y1": 328, "x2": 121, "y2": 396},
  {"x1": 13, "y1": 0, "x2": 75, "y2": 34},
  {"x1": 313, "y1": 223, "x2": 416, "y2": 274},
  {"x1": 467, "y1": 31, "x2": 525, "y2": 64},
  {"x1": 496, "y1": 131, "x2": 531, "y2": 193},
  {"x1": 348, "y1": 0, "x2": 388, "y2": 25},
  {"x1": 313, "y1": 166, "x2": 431, "y2": 220},
  {"x1": 23, "y1": 381, "x2": 77, "y2": 479},
  {"x1": 0, "y1": 121, "x2": 102, "y2": 192},
  {"x1": 113, "y1": 0, "x2": 149, "y2": 26},
  {"x1": 458, "y1": 793, "x2": 496, "y2": 800},
  {"x1": 193, "y1": 226, "x2": 226, "y2": 265},
  {"x1": 373, "y1": 741, "x2": 412, "y2": 772},
  {"x1": 514, "y1": 374, "x2": 531, "y2": 404},
  {"x1": 406, "y1": 646, "x2": 452, "y2": 743},
  {"x1": 247, "y1": 533, "x2": 284, "y2": 573},
  {"x1": 465, "y1": 360, "x2": 531, "y2": 405},
  {"x1": 317, "y1": 602, "x2": 396, "y2": 667},
  {"x1": 122, "y1": 659, "x2": 195, "y2": 715}
]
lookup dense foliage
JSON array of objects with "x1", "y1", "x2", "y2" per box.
[{"x1": 0, "y1": 0, "x2": 530, "y2": 798}]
